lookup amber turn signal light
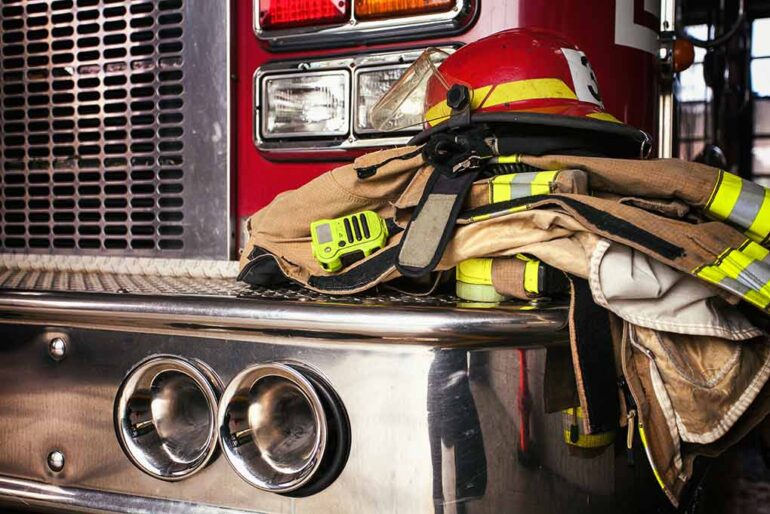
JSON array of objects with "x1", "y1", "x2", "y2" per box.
[{"x1": 355, "y1": 0, "x2": 455, "y2": 20}]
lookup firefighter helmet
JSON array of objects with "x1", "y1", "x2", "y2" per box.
[
  {"x1": 372, "y1": 28, "x2": 650, "y2": 156},
  {"x1": 423, "y1": 28, "x2": 620, "y2": 126}
]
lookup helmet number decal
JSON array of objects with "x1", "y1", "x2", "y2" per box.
[{"x1": 561, "y1": 48, "x2": 604, "y2": 108}]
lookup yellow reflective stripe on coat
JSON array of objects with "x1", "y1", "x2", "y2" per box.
[
  {"x1": 706, "y1": 170, "x2": 770, "y2": 245},
  {"x1": 523, "y1": 258, "x2": 541, "y2": 294},
  {"x1": 424, "y1": 78, "x2": 577, "y2": 126},
  {"x1": 638, "y1": 424, "x2": 667, "y2": 493},
  {"x1": 468, "y1": 204, "x2": 530, "y2": 223},
  {"x1": 492, "y1": 154, "x2": 522, "y2": 165},
  {"x1": 694, "y1": 240, "x2": 770, "y2": 310},
  {"x1": 489, "y1": 171, "x2": 559, "y2": 203}
]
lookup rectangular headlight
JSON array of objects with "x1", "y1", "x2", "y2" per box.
[
  {"x1": 261, "y1": 71, "x2": 349, "y2": 138},
  {"x1": 355, "y1": 64, "x2": 435, "y2": 134}
]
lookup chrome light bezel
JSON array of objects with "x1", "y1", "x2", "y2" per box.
[
  {"x1": 114, "y1": 355, "x2": 222, "y2": 481},
  {"x1": 254, "y1": 46, "x2": 455, "y2": 154},
  {"x1": 253, "y1": 0, "x2": 474, "y2": 51},
  {"x1": 217, "y1": 362, "x2": 330, "y2": 494}
]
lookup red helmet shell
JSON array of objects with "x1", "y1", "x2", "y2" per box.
[{"x1": 424, "y1": 28, "x2": 621, "y2": 127}]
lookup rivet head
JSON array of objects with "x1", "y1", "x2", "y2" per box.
[
  {"x1": 49, "y1": 337, "x2": 67, "y2": 361},
  {"x1": 47, "y1": 450, "x2": 65, "y2": 472}
]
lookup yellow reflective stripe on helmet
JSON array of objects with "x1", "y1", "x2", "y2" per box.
[
  {"x1": 523, "y1": 258, "x2": 541, "y2": 295},
  {"x1": 425, "y1": 78, "x2": 576, "y2": 127},
  {"x1": 694, "y1": 241, "x2": 770, "y2": 310},
  {"x1": 706, "y1": 170, "x2": 770, "y2": 245},
  {"x1": 456, "y1": 258, "x2": 493, "y2": 285},
  {"x1": 480, "y1": 78, "x2": 576, "y2": 110},
  {"x1": 424, "y1": 85, "x2": 493, "y2": 126},
  {"x1": 489, "y1": 171, "x2": 559, "y2": 203},
  {"x1": 586, "y1": 112, "x2": 622, "y2": 123}
]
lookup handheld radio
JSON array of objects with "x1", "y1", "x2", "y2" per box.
[{"x1": 311, "y1": 211, "x2": 389, "y2": 272}]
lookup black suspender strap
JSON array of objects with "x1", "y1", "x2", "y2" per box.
[
  {"x1": 566, "y1": 275, "x2": 620, "y2": 433},
  {"x1": 396, "y1": 128, "x2": 493, "y2": 278},
  {"x1": 396, "y1": 165, "x2": 481, "y2": 277}
]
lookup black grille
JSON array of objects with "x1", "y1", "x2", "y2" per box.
[{"x1": 0, "y1": 0, "x2": 186, "y2": 254}]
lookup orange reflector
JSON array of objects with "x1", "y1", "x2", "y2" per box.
[
  {"x1": 355, "y1": 0, "x2": 455, "y2": 19},
  {"x1": 673, "y1": 38, "x2": 695, "y2": 73}
]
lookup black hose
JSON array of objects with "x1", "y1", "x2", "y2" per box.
[{"x1": 678, "y1": 0, "x2": 745, "y2": 49}]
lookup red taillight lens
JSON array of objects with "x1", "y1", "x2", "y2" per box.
[
  {"x1": 355, "y1": 0, "x2": 454, "y2": 19},
  {"x1": 259, "y1": 0, "x2": 349, "y2": 29}
]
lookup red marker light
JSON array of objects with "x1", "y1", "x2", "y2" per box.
[{"x1": 259, "y1": 0, "x2": 349, "y2": 30}]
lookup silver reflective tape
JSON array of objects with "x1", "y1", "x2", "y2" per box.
[
  {"x1": 739, "y1": 260, "x2": 770, "y2": 291},
  {"x1": 511, "y1": 172, "x2": 539, "y2": 184},
  {"x1": 719, "y1": 275, "x2": 753, "y2": 297},
  {"x1": 728, "y1": 180, "x2": 766, "y2": 229},
  {"x1": 509, "y1": 184, "x2": 534, "y2": 199}
]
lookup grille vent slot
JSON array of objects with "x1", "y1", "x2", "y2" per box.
[{"x1": 1, "y1": 0, "x2": 187, "y2": 254}]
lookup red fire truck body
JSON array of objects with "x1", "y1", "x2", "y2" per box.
[
  {"x1": 234, "y1": 0, "x2": 660, "y2": 229},
  {"x1": 2, "y1": 2, "x2": 752, "y2": 514}
]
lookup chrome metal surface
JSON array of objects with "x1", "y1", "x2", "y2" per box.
[
  {"x1": 658, "y1": 0, "x2": 676, "y2": 158},
  {"x1": 0, "y1": 0, "x2": 231, "y2": 259},
  {"x1": 48, "y1": 336, "x2": 67, "y2": 361},
  {"x1": 115, "y1": 356, "x2": 221, "y2": 481},
  {"x1": 0, "y1": 475, "x2": 256, "y2": 514},
  {"x1": 254, "y1": 47, "x2": 455, "y2": 153},
  {"x1": 0, "y1": 324, "x2": 672, "y2": 514},
  {"x1": 0, "y1": 288, "x2": 567, "y2": 341},
  {"x1": 219, "y1": 363, "x2": 328, "y2": 493},
  {"x1": 46, "y1": 451, "x2": 64, "y2": 474},
  {"x1": 0, "y1": 267, "x2": 240, "y2": 295},
  {"x1": 253, "y1": 0, "x2": 474, "y2": 51}
]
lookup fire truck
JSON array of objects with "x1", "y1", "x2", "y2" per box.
[{"x1": 0, "y1": 0, "x2": 751, "y2": 513}]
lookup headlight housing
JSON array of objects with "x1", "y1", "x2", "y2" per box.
[
  {"x1": 355, "y1": 64, "x2": 423, "y2": 134},
  {"x1": 254, "y1": 47, "x2": 454, "y2": 152},
  {"x1": 261, "y1": 71, "x2": 349, "y2": 138}
]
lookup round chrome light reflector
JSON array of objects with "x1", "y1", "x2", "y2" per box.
[
  {"x1": 115, "y1": 356, "x2": 221, "y2": 480},
  {"x1": 218, "y1": 363, "x2": 349, "y2": 495}
]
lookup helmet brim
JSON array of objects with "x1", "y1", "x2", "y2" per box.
[{"x1": 409, "y1": 111, "x2": 652, "y2": 159}]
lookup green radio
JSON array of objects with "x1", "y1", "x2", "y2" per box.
[{"x1": 311, "y1": 211, "x2": 389, "y2": 272}]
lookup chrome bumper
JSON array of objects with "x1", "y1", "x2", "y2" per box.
[{"x1": 0, "y1": 272, "x2": 669, "y2": 513}]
